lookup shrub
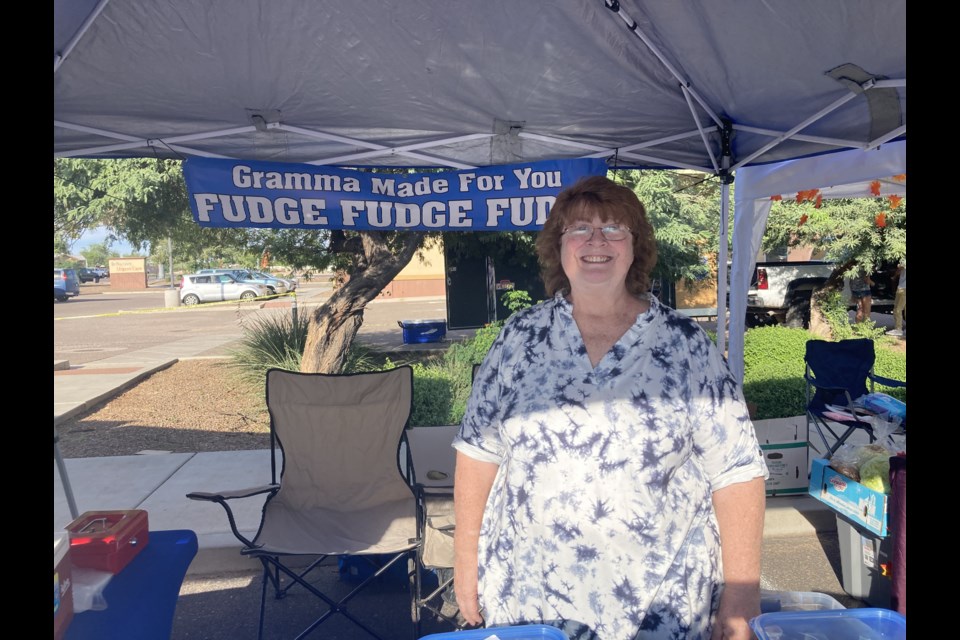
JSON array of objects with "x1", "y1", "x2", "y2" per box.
[
  {"x1": 410, "y1": 363, "x2": 458, "y2": 426},
  {"x1": 818, "y1": 289, "x2": 886, "y2": 340},
  {"x1": 873, "y1": 347, "x2": 907, "y2": 403},
  {"x1": 742, "y1": 326, "x2": 814, "y2": 419},
  {"x1": 226, "y1": 311, "x2": 310, "y2": 386}
]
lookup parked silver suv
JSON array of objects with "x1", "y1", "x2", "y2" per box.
[
  {"x1": 179, "y1": 273, "x2": 270, "y2": 306},
  {"x1": 197, "y1": 268, "x2": 288, "y2": 295}
]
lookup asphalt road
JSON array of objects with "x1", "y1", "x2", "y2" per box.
[{"x1": 54, "y1": 280, "x2": 461, "y2": 366}]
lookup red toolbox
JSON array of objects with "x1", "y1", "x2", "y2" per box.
[{"x1": 65, "y1": 510, "x2": 150, "y2": 574}]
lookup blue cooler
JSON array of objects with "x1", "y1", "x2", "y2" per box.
[
  {"x1": 399, "y1": 320, "x2": 447, "y2": 344},
  {"x1": 420, "y1": 624, "x2": 566, "y2": 640}
]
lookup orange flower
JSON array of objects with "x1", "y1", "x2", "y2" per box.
[
  {"x1": 795, "y1": 189, "x2": 819, "y2": 203},
  {"x1": 870, "y1": 180, "x2": 882, "y2": 196},
  {"x1": 875, "y1": 212, "x2": 887, "y2": 228},
  {"x1": 770, "y1": 195, "x2": 782, "y2": 201},
  {"x1": 888, "y1": 195, "x2": 903, "y2": 209},
  {"x1": 891, "y1": 174, "x2": 906, "y2": 182},
  {"x1": 814, "y1": 194, "x2": 823, "y2": 209},
  {"x1": 798, "y1": 214, "x2": 808, "y2": 226}
]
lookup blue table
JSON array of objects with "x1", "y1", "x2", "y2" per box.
[{"x1": 66, "y1": 529, "x2": 198, "y2": 640}]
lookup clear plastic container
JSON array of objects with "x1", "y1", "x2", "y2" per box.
[
  {"x1": 750, "y1": 607, "x2": 906, "y2": 640},
  {"x1": 760, "y1": 589, "x2": 845, "y2": 613}
]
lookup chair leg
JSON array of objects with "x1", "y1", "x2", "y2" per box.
[
  {"x1": 410, "y1": 553, "x2": 421, "y2": 640},
  {"x1": 258, "y1": 553, "x2": 415, "y2": 640},
  {"x1": 258, "y1": 561, "x2": 270, "y2": 640}
]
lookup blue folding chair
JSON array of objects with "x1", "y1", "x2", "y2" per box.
[{"x1": 804, "y1": 338, "x2": 905, "y2": 458}]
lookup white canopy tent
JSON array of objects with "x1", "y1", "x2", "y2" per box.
[
  {"x1": 54, "y1": 0, "x2": 906, "y2": 360},
  {"x1": 729, "y1": 140, "x2": 906, "y2": 383}
]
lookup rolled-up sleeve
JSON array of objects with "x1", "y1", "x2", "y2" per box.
[
  {"x1": 689, "y1": 335, "x2": 768, "y2": 492},
  {"x1": 452, "y1": 328, "x2": 508, "y2": 464}
]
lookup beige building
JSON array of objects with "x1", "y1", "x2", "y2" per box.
[{"x1": 379, "y1": 241, "x2": 446, "y2": 298}]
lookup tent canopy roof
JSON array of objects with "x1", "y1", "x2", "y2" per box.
[{"x1": 54, "y1": 0, "x2": 905, "y2": 172}]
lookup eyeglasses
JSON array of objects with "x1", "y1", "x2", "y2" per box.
[{"x1": 562, "y1": 223, "x2": 632, "y2": 242}]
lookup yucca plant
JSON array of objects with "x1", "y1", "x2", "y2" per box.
[{"x1": 227, "y1": 311, "x2": 311, "y2": 385}]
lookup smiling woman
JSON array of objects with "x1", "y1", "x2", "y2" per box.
[{"x1": 452, "y1": 175, "x2": 768, "y2": 640}]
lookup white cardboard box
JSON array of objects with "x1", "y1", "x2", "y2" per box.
[{"x1": 753, "y1": 416, "x2": 809, "y2": 496}]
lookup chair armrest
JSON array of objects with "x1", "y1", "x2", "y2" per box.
[
  {"x1": 869, "y1": 373, "x2": 906, "y2": 388},
  {"x1": 186, "y1": 484, "x2": 279, "y2": 502},
  {"x1": 803, "y1": 373, "x2": 845, "y2": 391},
  {"x1": 186, "y1": 484, "x2": 279, "y2": 548}
]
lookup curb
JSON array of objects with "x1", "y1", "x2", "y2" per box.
[{"x1": 53, "y1": 360, "x2": 178, "y2": 426}]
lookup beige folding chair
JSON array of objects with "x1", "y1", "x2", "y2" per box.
[
  {"x1": 409, "y1": 363, "x2": 482, "y2": 629},
  {"x1": 187, "y1": 366, "x2": 420, "y2": 640}
]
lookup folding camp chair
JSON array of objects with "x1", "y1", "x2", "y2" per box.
[
  {"x1": 187, "y1": 366, "x2": 420, "y2": 640},
  {"x1": 408, "y1": 363, "x2": 484, "y2": 630},
  {"x1": 804, "y1": 338, "x2": 906, "y2": 458}
]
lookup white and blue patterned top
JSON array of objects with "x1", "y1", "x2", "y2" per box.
[{"x1": 453, "y1": 293, "x2": 768, "y2": 640}]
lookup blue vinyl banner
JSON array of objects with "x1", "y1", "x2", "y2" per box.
[{"x1": 183, "y1": 157, "x2": 607, "y2": 231}]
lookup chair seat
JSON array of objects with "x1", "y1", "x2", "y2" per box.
[{"x1": 251, "y1": 497, "x2": 419, "y2": 556}]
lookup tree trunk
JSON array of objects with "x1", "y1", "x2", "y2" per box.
[
  {"x1": 808, "y1": 289, "x2": 834, "y2": 339},
  {"x1": 301, "y1": 231, "x2": 425, "y2": 373}
]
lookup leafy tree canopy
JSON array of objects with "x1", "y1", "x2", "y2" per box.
[
  {"x1": 611, "y1": 169, "x2": 725, "y2": 284},
  {"x1": 761, "y1": 195, "x2": 906, "y2": 278}
]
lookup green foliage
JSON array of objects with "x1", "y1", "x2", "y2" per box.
[
  {"x1": 500, "y1": 289, "x2": 533, "y2": 316},
  {"x1": 79, "y1": 241, "x2": 120, "y2": 268},
  {"x1": 742, "y1": 326, "x2": 814, "y2": 419},
  {"x1": 818, "y1": 290, "x2": 887, "y2": 341},
  {"x1": 463, "y1": 324, "x2": 503, "y2": 364},
  {"x1": 226, "y1": 311, "x2": 311, "y2": 386},
  {"x1": 873, "y1": 349, "x2": 907, "y2": 403},
  {"x1": 409, "y1": 363, "x2": 459, "y2": 426},
  {"x1": 611, "y1": 169, "x2": 723, "y2": 285},
  {"x1": 762, "y1": 196, "x2": 905, "y2": 278}
]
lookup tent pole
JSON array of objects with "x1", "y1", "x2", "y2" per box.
[
  {"x1": 716, "y1": 121, "x2": 734, "y2": 355},
  {"x1": 55, "y1": 426, "x2": 80, "y2": 520},
  {"x1": 718, "y1": 183, "x2": 730, "y2": 356}
]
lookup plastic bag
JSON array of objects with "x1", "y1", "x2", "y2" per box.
[
  {"x1": 71, "y1": 567, "x2": 112, "y2": 612},
  {"x1": 828, "y1": 442, "x2": 895, "y2": 484},
  {"x1": 828, "y1": 444, "x2": 864, "y2": 481},
  {"x1": 859, "y1": 392, "x2": 906, "y2": 423}
]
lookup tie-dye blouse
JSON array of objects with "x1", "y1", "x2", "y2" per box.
[{"x1": 453, "y1": 293, "x2": 767, "y2": 640}]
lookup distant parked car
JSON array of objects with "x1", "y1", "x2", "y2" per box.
[
  {"x1": 179, "y1": 273, "x2": 271, "y2": 306},
  {"x1": 91, "y1": 267, "x2": 109, "y2": 279},
  {"x1": 251, "y1": 270, "x2": 297, "y2": 292},
  {"x1": 197, "y1": 268, "x2": 287, "y2": 295},
  {"x1": 77, "y1": 267, "x2": 102, "y2": 283},
  {"x1": 54, "y1": 268, "x2": 81, "y2": 300}
]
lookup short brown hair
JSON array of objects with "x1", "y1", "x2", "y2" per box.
[{"x1": 536, "y1": 175, "x2": 657, "y2": 297}]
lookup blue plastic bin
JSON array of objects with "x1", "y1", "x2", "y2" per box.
[
  {"x1": 399, "y1": 320, "x2": 447, "y2": 344},
  {"x1": 420, "y1": 624, "x2": 566, "y2": 640},
  {"x1": 749, "y1": 607, "x2": 906, "y2": 640}
]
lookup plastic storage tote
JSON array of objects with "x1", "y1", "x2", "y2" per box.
[
  {"x1": 759, "y1": 589, "x2": 845, "y2": 613},
  {"x1": 399, "y1": 320, "x2": 447, "y2": 344},
  {"x1": 750, "y1": 607, "x2": 905, "y2": 640},
  {"x1": 420, "y1": 624, "x2": 567, "y2": 640}
]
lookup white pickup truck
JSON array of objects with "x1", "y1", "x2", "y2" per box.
[{"x1": 746, "y1": 260, "x2": 895, "y2": 328}]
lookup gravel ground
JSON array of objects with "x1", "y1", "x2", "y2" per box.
[{"x1": 56, "y1": 358, "x2": 271, "y2": 458}]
